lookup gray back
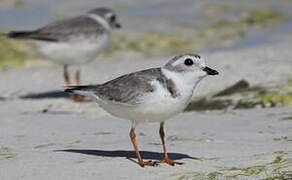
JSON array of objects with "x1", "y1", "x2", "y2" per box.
[{"x1": 32, "y1": 16, "x2": 107, "y2": 41}]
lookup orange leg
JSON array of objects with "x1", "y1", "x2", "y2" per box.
[
  {"x1": 63, "y1": 66, "x2": 88, "y2": 102},
  {"x1": 71, "y1": 69, "x2": 91, "y2": 102},
  {"x1": 63, "y1": 64, "x2": 70, "y2": 86},
  {"x1": 129, "y1": 128, "x2": 158, "y2": 167},
  {"x1": 159, "y1": 122, "x2": 183, "y2": 166},
  {"x1": 75, "y1": 69, "x2": 81, "y2": 85}
]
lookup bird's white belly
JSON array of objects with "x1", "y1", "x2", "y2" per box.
[
  {"x1": 99, "y1": 97, "x2": 189, "y2": 123},
  {"x1": 97, "y1": 80, "x2": 193, "y2": 123},
  {"x1": 35, "y1": 34, "x2": 110, "y2": 65}
]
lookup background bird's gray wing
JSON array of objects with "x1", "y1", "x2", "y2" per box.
[
  {"x1": 9, "y1": 16, "x2": 106, "y2": 42},
  {"x1": 94, "y1": 68, "x2": 163, "y2": 105}
]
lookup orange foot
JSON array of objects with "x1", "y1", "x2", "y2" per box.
[
  {"x1": 159, "y1": 158, "x2": 184, "y2": 166},
  {"x1": 138, "y1": 160, "x2": 159, "y2": 167},
  {"x1": 71, "y1": 94, "x2": 92, "y2": 103}
]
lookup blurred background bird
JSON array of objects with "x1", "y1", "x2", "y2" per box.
[{"x1": 6, "y1": 7, "x2": 121, "y2": 101}]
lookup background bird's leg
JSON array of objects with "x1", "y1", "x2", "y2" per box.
[
  {"x1": 75, "y1": 69, "x2": 81, "y2": 85},
  {"x1": 63, "y1": 64, "x2": 70, "y2": 86},
  {"x1": 129, "y1": 128, "x2": 157, "y2": 167},
  {"x1": 159, "y1": 122, "x2": 183, "y2": 166},
  {"x1": 71, "y1": 69, "x2": 90, "y2": 102}
]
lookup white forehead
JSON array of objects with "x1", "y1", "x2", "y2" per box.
[{"x1": 105, "y1": 12, "x2": 114, "y2": 18}]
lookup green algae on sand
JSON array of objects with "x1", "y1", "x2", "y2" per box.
[
  {"x1": 0, "y1": 146, "x2": 16, "y2": 160},
  {"x1": 0, "y1": 34, "x2": 33, "y2": 68},
  {"x1": 105, "y1": 8, "x2": 287, "y2": 57}
]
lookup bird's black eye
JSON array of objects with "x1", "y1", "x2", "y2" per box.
[
  {"x1": 184, "y1": 58, "x2": 194, "y2": 66},
  {"x1": 110, "y1": 15, "x2": 116, "y2": 22}
]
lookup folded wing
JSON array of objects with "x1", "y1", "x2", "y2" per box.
[
  {"x1": 8, "y1": 16, "x2": 106, "y2": 42},
  {"x1": 65, "y1": 68, "x2": 163, "y2": 105}
]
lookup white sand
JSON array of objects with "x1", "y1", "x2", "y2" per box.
[
  {"x1": 0, "y1": 99, "x2": 292, "y2": 179},
  {"x1": 1, "y1": 18, "x2": 292, "y2": 180}
]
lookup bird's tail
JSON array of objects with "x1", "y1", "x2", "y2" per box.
[
  {"x1": 64, "y1": 85, "x2": 98, "y2": 97},
  {"x1": 7, "y1": 31, "x2": 34, "y2": 39}
]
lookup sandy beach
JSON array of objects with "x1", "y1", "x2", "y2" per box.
[
  {"x1": 0, "y1": 35, "x2": 291, "y2": 179},
  {"x1": 1, "y1": 0, "x2": 292, "y2": 179}
]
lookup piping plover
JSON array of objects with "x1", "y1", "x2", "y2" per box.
[
  {"x1": 65, "y1": 54, "x2": 219, "y2": 167},
  {"x1": 7, "y1": 7, "x2": 121, "y2": 101}
]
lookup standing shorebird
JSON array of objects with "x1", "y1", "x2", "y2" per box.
[
  {"x1": 65, "y1": 54, "x2": 219, "y2": 167},
  {"x1": 7, "y1": 7, "x2": 121, "y2": 101}
]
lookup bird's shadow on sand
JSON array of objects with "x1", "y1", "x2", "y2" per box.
[{"x1": 56, "y1": 149, "x2": 199, "y2": 164}]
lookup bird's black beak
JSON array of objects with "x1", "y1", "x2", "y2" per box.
[
  {"x1": 203, "y1": 66, "x2": 219, "y2": 75},
  {"x1": 114, "y1": 22, "x2": 121, "y2": 29}
]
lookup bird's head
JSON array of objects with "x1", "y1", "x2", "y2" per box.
[
  {"x1": 163, "y1": 53, "x2": 219, "y2": 84},
  {"x1": 88, "y1": 7, "x2": 121, "y2": 29}
]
